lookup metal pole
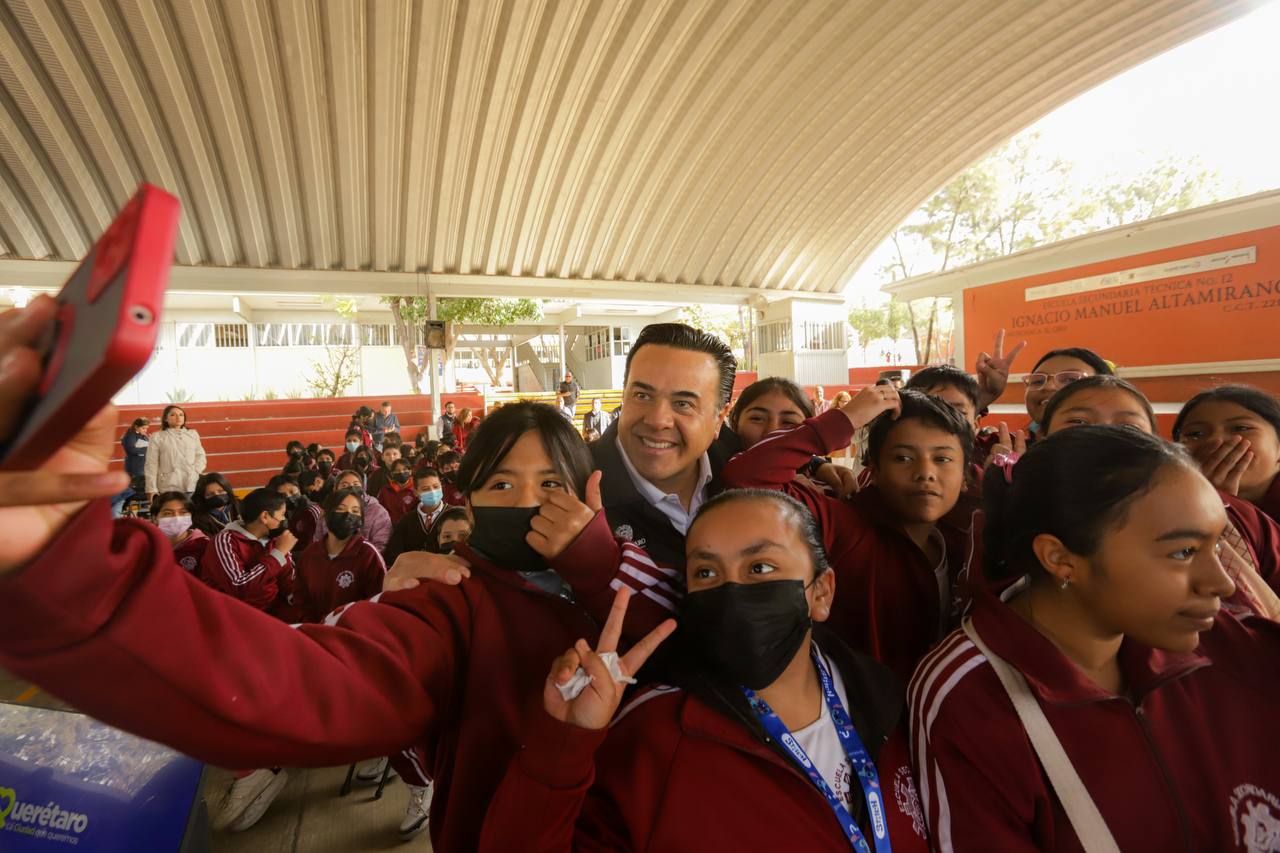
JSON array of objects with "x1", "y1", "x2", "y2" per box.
[
  {"x1": 429, "y1": 293, "x2": 440, "y2": 433},
  {"x1": 558, "y1": 324, "x2": 566, "y2": 379}
]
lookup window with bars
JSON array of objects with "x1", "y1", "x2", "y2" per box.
[
  {"x1": 176, "y1": 323, "x2": 213, "y2": 347},
  {"x1": 214, "y1": 323, "x2": 250, "y2": 347},
  {"x1": 754, "y1": 321, "x2": 792, "y2": 354},
  {"x1": 799, "y1": 320, "x2": 847, "y2": 352},
  {"x1": 360, "y1": 324, "x2": 396, "y2": 347},
  {"x1": 585, "y1": 327, "x2": 609, "y2": 362},
  {"x1": 253, "y1": 323, "x2": 362, "y2": 347}
]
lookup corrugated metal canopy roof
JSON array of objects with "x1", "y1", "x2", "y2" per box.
[{"x1": 0, "y1": 0, "x2": 1255, "y2": 299}]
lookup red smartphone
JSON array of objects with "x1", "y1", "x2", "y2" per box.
[{"x1": 0, "y1": 184, "x2": 180, "y2": 471}]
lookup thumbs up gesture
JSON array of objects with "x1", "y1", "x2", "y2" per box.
[{"x1": 527, "y1": 470, "x2": 604, "y2": 559}]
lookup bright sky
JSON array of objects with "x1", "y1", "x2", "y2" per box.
[{"x1": 845, "y1": 0, "x2": 1280, "y2": 301}]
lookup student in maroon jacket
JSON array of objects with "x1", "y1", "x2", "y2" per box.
[
  {"x1": 1174, "y1": 384, "x2": 1280, "y2": 525},
  {"x1": 269, "y1": 473, "x2": 323, "y2": 556},
  {"x1": 910, "y1": 425, "x2": 1280, "y2": 851},
  {"x1": 198, "y1": 487, "x2": 298, "y2": 618},
  {"x1": 437, "y1": 450, "x2": 464, "y2": 506},
  {"x1": 1037, "y1": 376, "x2": 1280, "y2": 610},
  {"x1": 151, "y1": 491, "x2": 209, "y2": 574},
  {"x1": 294, "y1": 489, "x2": 386, "y2": 623},
  {"x1": 332, "y1": 468, "x2": 393, "y2": 552},
  {"x1": 721, "y1": 386, "x2": 974, "y2": 681},
  {"x1": 366, "y1": 444, "x2": 402, "y2": 498},
  {"x1": 378, "y1": 458, "x2": 416, "y2": 525},
  {"x1": 0, "y1": 401, "x2": 670, "y2": 853},
  {"x1": 481, "y1": 489, "x2": 929, "y2": 852}
]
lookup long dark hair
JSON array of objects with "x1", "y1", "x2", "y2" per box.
[
  {"x1": 194, "y1": 472, "x2": 239, "y2": 519},
  {"x1": 160, "y1": 404, "x2": 187, "y2": 430},
  {"x1": 1040, "y1": 374, "x2": 1157, "y2": 435},
  {"x1": 1172, "y1": 384, "x2": 1280, "y2": 442},
  {"x1": 728, "y1": 378, "x2": 814, "y2": 432},
  {"x1": 455, "y1": 401, "x2": 592, "y2": 498},
  {"x1": 982, "y1": 425, "x2": 1194, "y2": 582}
]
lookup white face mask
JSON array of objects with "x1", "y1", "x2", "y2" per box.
[{"x1": 157, "y1": 515, "x2": 193, "y2": 538}]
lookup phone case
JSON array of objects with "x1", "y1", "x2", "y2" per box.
[{"x1": 0, "y1": 184, "x2": 180, "y2": 470}]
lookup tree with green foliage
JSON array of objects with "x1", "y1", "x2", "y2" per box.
[
  {"x1": 380, "y1": 296, "x2": 542, "y2": 392},
  {"x1": 872, "y1": 134, "x2": 1229, "y2": 363}
]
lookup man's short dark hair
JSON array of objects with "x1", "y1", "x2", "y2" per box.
[
  {"x1": 240, "y1": 488, "x2": 286, "y2": 524},
  {"x1": 437, "y1": 450, "x2": 461, "y2": 468},
  {"x1": 625, "y1": 322, "x2": 736, "y2": 408},
  {"x1": 381, "y1": 400, "x2": 391, "y2": 407},
  {"x1": 905, "y1": 365, "x2": 980, "y2": 413}
]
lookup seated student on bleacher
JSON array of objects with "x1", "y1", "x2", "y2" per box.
[
  {"x1": 366, "y1": 442, "x2": 401, "y2": 497},
  {"x1": 268, "y1": 473, "x2": 323, "y2": 555},
  {"x1": 436, "y1": 449, "x2": 463, "y2": 505},
  {"x1": 478, "y1": 489, "x2": 927, "y2": 853},
  {"x1": 378, "y1": 458, "x2": 416, "y2": 525},
  {"x1": 298, "y1": 469, "x2": 326, "y2": 503},
  {"x1": 1174, "y1": 384, "x2": 1280, "y2": 525},
  {"x1": 426, "y1": 506, "x2": 472, "y2": 554},
  {"x1": 151, "y1": 491, "x2": 209, "y2": 575},
  {"x1": 285, "y1": 440, "x2": 307, "y2": 468},
  {"x1": 197, "y1": 487, "x2": 298, "y2": 619},
  {"x1": 293, "y1": 489, "x2": 386, "y2": 623},
  {"x1": 385, "y1": 467, "x2": 447, "y2": 565},
  {"x1": 332, "y1": 468, "x2": 393, "y2": 552},
  {"x1": 338, "y1": 428, "x2": 368, "y2": 471},
  {"x1": 721, "y1": 387, "x2": 974, "y2": 681},
  {"x1": 191, "y1": 472, "x2": 240, "y2": 536},
  {"x1": 909, "y1": 426, "x2": 1280, "y2": 852}
]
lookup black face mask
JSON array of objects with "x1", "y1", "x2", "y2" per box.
[
  {"x1": 437, "y1": 540, "x2": 457, "y2": 556},
  {"x1": 467, "y1": 506, "x2": 545, "y2": 572},
  {"x1": 441, "y1": 470, "x2": 456, "y2": 483},
  {"x1": 392, "y1": 471, "x2": 411, "y2": 485},
  {"x1": 286, "y1": 494, "x2": 307, "y2": 511},
  {"x1": 326, "y1": 511, "x2": 362, "y2": 539},
  {"x1": 267, "y1": 516, "x2": 291, "y2": 538},
  {"x1": 680, "y1": 580, "x2": 813, "y2": 690},
  {"x1": 355, "y1": 457, "x2": 371, "y2": 470},
  {"x1": 288, "y1": 448, "x2": 303, "y2": 458},
  {"x1": 204, "y1": 493, "x2": 232, "y2": 509},
  {"x1": 317, "y1": 461, "x2": 333, "y2": 476}
]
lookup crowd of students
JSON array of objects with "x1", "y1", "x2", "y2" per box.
[{"x1": 0, "y1": 294, "x2": 1278, "y2": 852}]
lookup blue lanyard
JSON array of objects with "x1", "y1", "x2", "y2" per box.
[{"x1": 743, "y1": 647, "x2": 892, "y2": 853}]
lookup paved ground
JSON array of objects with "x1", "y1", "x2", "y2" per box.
[{"x1": 2, "y1": 668, "x2": 430, "y2": 851}]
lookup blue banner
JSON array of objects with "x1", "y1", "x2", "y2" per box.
[{"x1": 0, "y1": 702, "x2": 204, "y2": 851}]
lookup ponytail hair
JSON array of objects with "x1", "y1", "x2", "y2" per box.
[{"x1": 982, "y1": 425, "x2": 1194, "y2": 581}]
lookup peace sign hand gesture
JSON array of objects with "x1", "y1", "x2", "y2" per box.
[
  {"x1": 544, "y1": 587, "x2": 677, "y2": 731},
  {"x1": 975, "y1": 329, "x2": 1027, "y2": 410}
]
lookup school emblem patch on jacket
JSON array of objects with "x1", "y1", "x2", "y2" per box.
[
  {"x1": 613, "y1": 524, "x2": 633, "y2": 542},
  {"x1": 1232, "y1": 784, "x2": 1280, "y2": 852},
  {"x1": 336, "y1": 570, "x2": 355, "y2": 589}
]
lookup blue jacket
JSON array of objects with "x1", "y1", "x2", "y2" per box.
[{"x1": 122, "y1": 430, "x2": 150, "y2": 478}]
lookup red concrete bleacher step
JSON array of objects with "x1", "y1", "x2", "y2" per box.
[{"x1": 111, "y1": 393, "x2": 484, "y2": 489}]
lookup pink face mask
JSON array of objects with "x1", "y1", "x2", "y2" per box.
[{"x1": 157, "y1": 515, "x2": 193, "y2": 538}]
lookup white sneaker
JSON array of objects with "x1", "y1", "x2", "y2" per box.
[
  {"x1": 212, "y1": 768, "x2": 288, "y2": 833},
  {"x1": 398, "y1": 784, "x2": 432, "y2": 841},
  {"x1": 355, "y1": 756, "x2": 394, "y2": 785}
]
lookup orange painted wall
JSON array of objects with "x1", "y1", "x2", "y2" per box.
[{"x1": 964, "y1": 225, "x2": 1280, "y2": 369}]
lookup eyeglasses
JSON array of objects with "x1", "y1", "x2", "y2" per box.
[{"x1": 1023, "y1": 370, "x2": 1086, "y2": 389}]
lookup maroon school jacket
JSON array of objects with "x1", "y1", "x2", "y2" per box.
[
  {"x1": 721, "y1": 410, "x2": 973, "y2": 681},
  {"x1": 289, "y1": 502, "x2": 324, "y2": 556},
  {"x1": 377, "y1": 482, "x2": 416, "y2": 525},
  {"x1": 172, "y1": 527, "x2": 209, "y2": 574},
  {"x1": 0, "y1": 501, "x2": 656, "y2": 853},
  {"x1": 909, "y1": 586, "x2": 1280, "y2": 851},
  {"x1": 199, "y1": 520, "x2": 296, "y2": 618},
  {"x1": 1258, "y1": 473, "x2": 1280, "y2": 525},
  {"x1": 480, "y1": 642, "x2": 931, "y2": 853},
  {"x1": 293, "y1": 533, "x2": 386, "y2": 623}
]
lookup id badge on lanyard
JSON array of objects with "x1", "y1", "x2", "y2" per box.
[{"x1": 743, "y1": 648, "x2": 892, "y2": 853}]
